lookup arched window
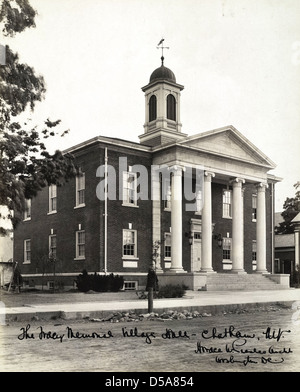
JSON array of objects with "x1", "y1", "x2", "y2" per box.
[
  {"x1": 149, "y1": 95, "x2": 157, "y2": 122},
  {"x1": 167, "y1": 94, "x2": 176, "y2": 121}
]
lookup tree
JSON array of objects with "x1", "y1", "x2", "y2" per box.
[
  {"x1": 0, "y1": 0, "x2": 77, "y2": 234},
  {"x1": 275, "y1": 181, "x2": 300, "y2": 234}
]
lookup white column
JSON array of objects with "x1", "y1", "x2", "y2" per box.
[
  {"x1": 295, "y1": 230, "x2": 300, "y2": 270},
  {"x1": 201, "y1": 171, "x2": 215, "y2": 272},
  {"x1": 170, "y1": 166, "x2": 184, "y2": 272},
  {"x1": 151, "y1": 170, "x2": 162, "y2": 272},
  {"x1": 231, "y1": 178, "x2": 245, "y2": 273},
  {"x1": 256, "y1": 183, "x2": 268, "y2": 273}
]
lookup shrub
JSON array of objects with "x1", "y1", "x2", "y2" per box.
[
  {"x1": 157, "y1": 284, "x2": 187, "y2": 298},
  {"x1": 75, "y1": 270, "x2": 124, "y2": 293}
]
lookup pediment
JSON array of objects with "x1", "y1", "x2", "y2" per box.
[{"x1": 178, "y1": 126, "x2": 276, "y2": 169}]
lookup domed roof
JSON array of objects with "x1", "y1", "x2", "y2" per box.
[{"x1": 150, "y1": 64, "x2": 176, "y2": 83}]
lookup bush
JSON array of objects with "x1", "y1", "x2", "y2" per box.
[
  {"x1": 157, "y1": 284, "x2": 187, "y2": 298},
  {"x1": 76, "y1": 270, "x2": 124, "y2": 293}
]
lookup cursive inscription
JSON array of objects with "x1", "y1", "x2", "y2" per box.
[
  {"x1": 17, "y1": 323, "x2": 294, "y2": 367},
  {"x1": 195, "y1": 326, "x2": 292, "y2": 366}
]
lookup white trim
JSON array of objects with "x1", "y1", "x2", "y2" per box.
[
  {"x1": 122, "y1": 203, "x2": 139, "y2": 208},
  {"x1": 122, "y1": 171, "x2": 138, "y2": 207},
  {"x1": 76, "y1": 230, "x2": 85, "y2": 259},
  {"x1": 252, "y1": 194, "x2": 257, "y2": 222},
  {"x1": 222, "y1": 189, "x2": 232, "y2": 219},
  {"x1": 175, "y1": 125, "x2": 277, "y2": 169},
  {"x1": 23, "y1": 239, "x2": 31, "y2": 264},
  {"x1": 122, "y1": 229, "x2": 137, "y2": 259},
  {"x1": 63, "y1": 136, "x2": 151, "y2": 155},
  {"x1": 123, "y1": 261, "x2": 138, "y2": 268},
  {"x1": 74, "y1": 204, "x2": 85, "y2": 209},
  {"x1": 76, "y1": 172, "x2": 85, "y2": 207},
  {"x1": 48, "y1": 184, "x2": 57, "y2": 213},
  {"x1": 49, "y1": 234, "x2": 57, "y2": 260},
  {"x1": 164, "y1": 232, "x2": 172, "y2": 259},
  {"x1": 24, "y1": 199, "x2": 31, "y2": 220},
  {"x1": 21, "y1": 271, "x2": 149, "y2": 277}
]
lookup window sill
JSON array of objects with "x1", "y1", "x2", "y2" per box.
[
  {"x1": 47, "y1": 211, "x2": 57, "y2": 215},
  {"x1": 23, "y1": 261, "x2": 31, "y2": 265},
  {"x1": 252, "y1": 219, "x2": 257, "y2": 223},
  {"x1": 122, "y1": 257, "x2": 139, "y2": 261},
  {"x1": 74, "y1": 257, "x2": 86, "y2": 261},
  {"x1": 23, "y1": 218, "x2": 31, "y2": 222},
  {"x1": 74, "y1": 204, "x2": 85, "y2": 209},
  {"x1": 164, "y1": 208, "x2": 171, "y2": 212},
  {"x1": 222, "y1": 216, "x2": 232, "y2": 220},
  {"x1": 122, "y1": 203, "x2": 139, "y2": 208}
]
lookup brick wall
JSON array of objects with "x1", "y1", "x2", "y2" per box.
[{"x1": 14, "y1": 143, "x2": 102, "y2": 283}]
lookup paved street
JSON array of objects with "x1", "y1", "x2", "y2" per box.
[{"x1": 1, "y1": 306, "x2": 299, "y2": 373}]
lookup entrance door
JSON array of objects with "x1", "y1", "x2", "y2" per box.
[{"x1": 192, "y1": 232, "x2": 201, "y2": 271}]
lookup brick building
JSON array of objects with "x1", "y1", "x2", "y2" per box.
[{"x1": 13, "y1": 57, "x2": 287, "y2": 291}]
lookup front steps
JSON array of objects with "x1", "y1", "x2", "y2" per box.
[{"x1": 204, "y1": 273, "x2": 289, "y2": 291}]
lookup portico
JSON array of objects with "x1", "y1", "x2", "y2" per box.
[{"x1": 149, "y1": 125, "x2": 276, "y2": 278}]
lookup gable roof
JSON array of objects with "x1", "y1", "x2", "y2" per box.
[
  {"x1": 291, "y1": 212, "x2": 300, "y2": 224},
  {"x1": 175, "y1": 125, "x2": 276, "y2": 169},
  {"x1": 275, "y1": 234, "x2": 295, "y2": 248}
]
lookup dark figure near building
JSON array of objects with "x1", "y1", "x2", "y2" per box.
[{"x1": 146, "y1": 267, "x2": 159, "y2": 292}]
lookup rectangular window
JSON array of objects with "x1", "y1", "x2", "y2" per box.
[
  {"x1": 76, "y1": 230, "x2": 85, "y2": 259},
  {"x1": 24, "y1": 239, "x2": 31, "y2": 263},
  {"x1": 124, "y1": 281, "x2": 138, "y2": 291},
  {"x1": 252, "y1": 240, "x2": 257, "y2": 261},
  {"x1": 123, "y1": 229, "x2": 137, "y2": 258},
  {"x1": 222, "y1": 190, "x2": 232, "y2": 218},
  {"x1": 195, "y1": 190, "x2": 202, "y2": 214},
  {"x1": 49, "y1": 234, "x2": 57, "y2": 260},
  {"x1": 76, "y1": 173, "x2": 85, "y2": 206},
  {"x1": 49, "y1": 184, "x2": 57, "y2": 213},
  {"x1": 194, "y1": 232, "x2": 201, "y2": 240},
  {"x1": 163, "y1": 184, "x2": 171, "y2": 210},
  {"x1": 24, "y1": 199, "x2": 31, "y2": 220},
  {"x1": 222, "y1": 237, "x2": 232, "y2": 260},
  {"x1": 164, "y1": 233, "x2": 171, "y2": 259},
  {"x1": 123, "y1": 171, "x2": 137, "y2": 206},
  {"x1": 252, "y1": 194, "x2": 257, "y2": 221}
]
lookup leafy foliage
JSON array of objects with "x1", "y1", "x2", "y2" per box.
[
  {"x1": 0, "y1": 0, "x2": 36, "y2": 37},
  {"x1": 275, "y1": 181, "x2": 300, "y2": 234},
  {"x1": 76, "y1": 270, "x2": 124, "y2": 293},
  {"x1": 157, "y1": 284, "x2": 187, "y2": 298},
  {"x1": 0, "y1": 1, "x2": 78, "y2": 232}
]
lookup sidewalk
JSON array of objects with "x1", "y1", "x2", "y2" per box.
[{"x1": 1, "y1": 288, "x2": 300, "y2": 322}]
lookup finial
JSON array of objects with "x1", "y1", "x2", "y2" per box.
[{"x1": 157, "y1": 38, "x2": 169, "y2": 65}]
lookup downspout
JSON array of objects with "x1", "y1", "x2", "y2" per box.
[{"x1": 104, "y1": 147, "x2": 108, "y2": 274}]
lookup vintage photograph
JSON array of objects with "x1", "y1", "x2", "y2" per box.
[{"x1": 0, "y1": 0, "x2": 300, "y2": 376}]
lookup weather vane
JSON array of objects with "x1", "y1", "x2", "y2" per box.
[{"x1": 157, "y1": 38, "x2": 169, "y2": 65}]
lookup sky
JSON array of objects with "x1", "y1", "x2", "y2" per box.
[{"x1": 2, "y1": 0, "x2": 300, "y2": 212}]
